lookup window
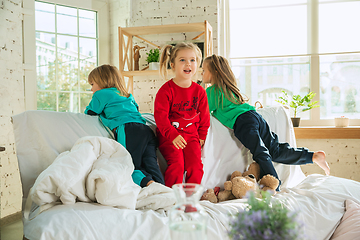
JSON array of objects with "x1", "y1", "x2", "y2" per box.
[
  {"x1": 23, "y1": 0, "x2": 110, "y2": 112},
  {"x1": 225, "y1": 0, "x2": 360, "y2": 126},
  {"x1": 35, "y1": 1, "x2": 96, "y2": 112}
]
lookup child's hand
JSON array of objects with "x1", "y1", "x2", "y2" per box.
[
  {"x1": 199, "y1": 139, "x2": 205, "y2": 148},
  {"x1": 172, "y1": 135, "x2": 187, "y2": 149}
]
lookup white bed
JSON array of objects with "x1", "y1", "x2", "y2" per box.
[{"x1": 12, "y1": 107, "x2": 360, "y2": 240}]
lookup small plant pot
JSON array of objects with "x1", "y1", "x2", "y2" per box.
[
  {"x1": 291, "y1": 117, "x2": 301, "y2": 127},
  {"x1": 148, "y1": 62, "x2": 160, "y2": 70},
  {"x1": 335, "y1": 117, "x2": 349, "y2": 127}
]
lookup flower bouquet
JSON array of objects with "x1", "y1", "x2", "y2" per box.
[{"x1": 228, "y1": 191, "x2": 304, "y2": 240}]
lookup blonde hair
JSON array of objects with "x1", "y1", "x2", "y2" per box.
[
  {"x1": 159, "y1": 42, "x2": 202, "y2": 80},
  {"x1": 204, "y1": 55, "x2": 247, "y2": 106},
  {"x1": 88, "y1": 64, "x2": 130, "y2": 97}
]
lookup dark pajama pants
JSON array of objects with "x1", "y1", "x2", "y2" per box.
[
  {"x1": 115, "y1": 122, "x2": 165, "y2": 187},
  {"x1": 233, "y1": 110, "x2": 313, "y2": 190}
]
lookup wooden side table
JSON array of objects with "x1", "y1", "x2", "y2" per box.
[{"x1": 0, "y1": 146, "x2": 5, "y2": 152}]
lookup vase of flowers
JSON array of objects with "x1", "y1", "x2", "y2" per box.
[
  {"x1": 228, "y1": 191, "x2": 304, "y2": 240},
  {"x1": 276, "y1": 91, "x2": 320, "y2": 127}
]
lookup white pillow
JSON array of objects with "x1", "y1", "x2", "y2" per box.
[{"x1": 12, "y1": 110, "x2": 112, "y2": 204}]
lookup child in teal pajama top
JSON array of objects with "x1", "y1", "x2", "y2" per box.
[{"x1": 85, "y1": 64, "x2": 165, "y2": 187}]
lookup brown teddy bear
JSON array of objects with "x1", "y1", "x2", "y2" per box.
[
  {"x1": 201, "y1": 162, "x2": 279, "y2": 203},
  {"x1": 201, "y1": 188, "x2": 220, "y2": 203}
]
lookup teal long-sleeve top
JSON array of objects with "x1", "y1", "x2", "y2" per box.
[
  {"x1": 84, "y1": 88, "x2": 146, "y2": 132},
  {"x1": 84, "y1": 87, "x2": 146, "y2": 186},
  {"x1": 206, "y1": 85, "x2": 255, "y2": 129}
]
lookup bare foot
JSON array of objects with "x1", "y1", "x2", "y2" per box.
[
  {"x1": 146, "y1": 180, "x2": 155, "y2": 187},
  {"x1": 312, "y1": 151, "x2": 330, "y2": 176}
]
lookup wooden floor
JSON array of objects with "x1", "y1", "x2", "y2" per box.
[{"x1": 1, "y1": 219, "x2": 23, "y2": 240}]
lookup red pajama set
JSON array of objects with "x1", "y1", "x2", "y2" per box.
[{"x1": 154, "y1": 80, "x2": 210, "y2": 187}]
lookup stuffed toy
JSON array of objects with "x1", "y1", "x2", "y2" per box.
[
  {"x1": 201, "y1": 162, "x2": 279, "y2": 203},
  {"x1": 201, "y1": 188, "x2": 220, "y2": 203}
]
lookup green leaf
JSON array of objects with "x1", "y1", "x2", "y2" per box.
[
  {"x1": 146, "y1": 48, "x2": 160, "y2": 63},
  {"x1": 275, "y1": 90, "x2": 320, "y2": 118}
]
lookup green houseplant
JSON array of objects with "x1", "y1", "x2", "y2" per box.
[
  {"x1": 276, "y1": 91, "x2": 320, "y2": 127},
  {"x1": 146, "y1": 48, "x2": 160, "y2": 70}
]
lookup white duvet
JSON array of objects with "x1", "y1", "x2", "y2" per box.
[{"x1": 29, "y1": 136, "x2": 175, "y2": 212}]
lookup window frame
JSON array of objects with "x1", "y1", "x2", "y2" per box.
[
  {"x1": 23, "y1": 0, "x2": 110, "y2": 111},
  {"x1": 221, "y1": 0, "x2": 360, "y2": 126}
]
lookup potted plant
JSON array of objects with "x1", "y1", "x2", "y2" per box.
[
  {"x1": 146, "y1": 48, "x2": 160, "y2": 70},
  {"x1": 276, "y1": 90, "x2": 320, "y2": 127},
  {"x1": 228, "y1": 191, "x2": 304, "y2": 240}
]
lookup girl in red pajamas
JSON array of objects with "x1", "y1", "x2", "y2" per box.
[{"x1": 154, "y1": 42, "x2": 210, "y2": 187}]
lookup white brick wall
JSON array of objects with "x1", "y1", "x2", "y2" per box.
[
  {"x1": 299, "y1": 139, "x2": 360, "y2": 181},
  {"x1": 0, "y1": 0, "x2": 25, "y2": 218},
  {"x1": 109, "y1": 0, "x2": 131, "y2": 68}
]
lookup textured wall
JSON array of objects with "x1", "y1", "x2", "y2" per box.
[
  {"x1": 0, "y1": 0, "x2": 25, "y2": 218},
  {"x1": 299, "y1": 139, "x2": 360, "y2": 182},
  {"x1": 109, "y1": 0, "x2": 131, "y2": 68}
]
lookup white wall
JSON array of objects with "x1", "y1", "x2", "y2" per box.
[
  {"x1": 0, "y1": 0, "x2": 25, "y2": 218},
  {"x1": 299, "y1": 139, "x2": 360, "y2": 182},
  {"x1": 109, "y1": 0, "x2": 131, "y2": 68}
]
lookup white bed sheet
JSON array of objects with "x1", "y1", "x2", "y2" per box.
[{"x1": 12, "y1": 109, "x2": 360, "y2": 240}]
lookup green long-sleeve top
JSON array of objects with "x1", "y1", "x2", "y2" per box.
[{"x1": 206, "y1": 85, "x2": 255, "y2": 129}]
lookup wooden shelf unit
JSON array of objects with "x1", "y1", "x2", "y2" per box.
[{"x1": 118, "y1": 21, "x2": 213, "y2": 93}]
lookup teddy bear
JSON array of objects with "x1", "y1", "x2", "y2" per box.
[{"x1": 201, "y1": 162, "x2": 279, "y2": 203}]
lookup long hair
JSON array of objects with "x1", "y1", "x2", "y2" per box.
[
  {"x1": 203, "y1": 55, "x2": 247, "y2": 106},
  {"x1": 88, "y1": 64, "x2": 130, "y2": 97},
  {"x1": 159, "y1": 42, "x2": 202, "y2": 80}
]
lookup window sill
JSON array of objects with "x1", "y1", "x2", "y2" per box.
[{"x1": 294, "y1": 127, "x2": 360, "y2": 139}]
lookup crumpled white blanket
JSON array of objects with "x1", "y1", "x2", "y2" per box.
[{"x1": 29, "y1": 136, "x2": 175, "y2": 211}]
